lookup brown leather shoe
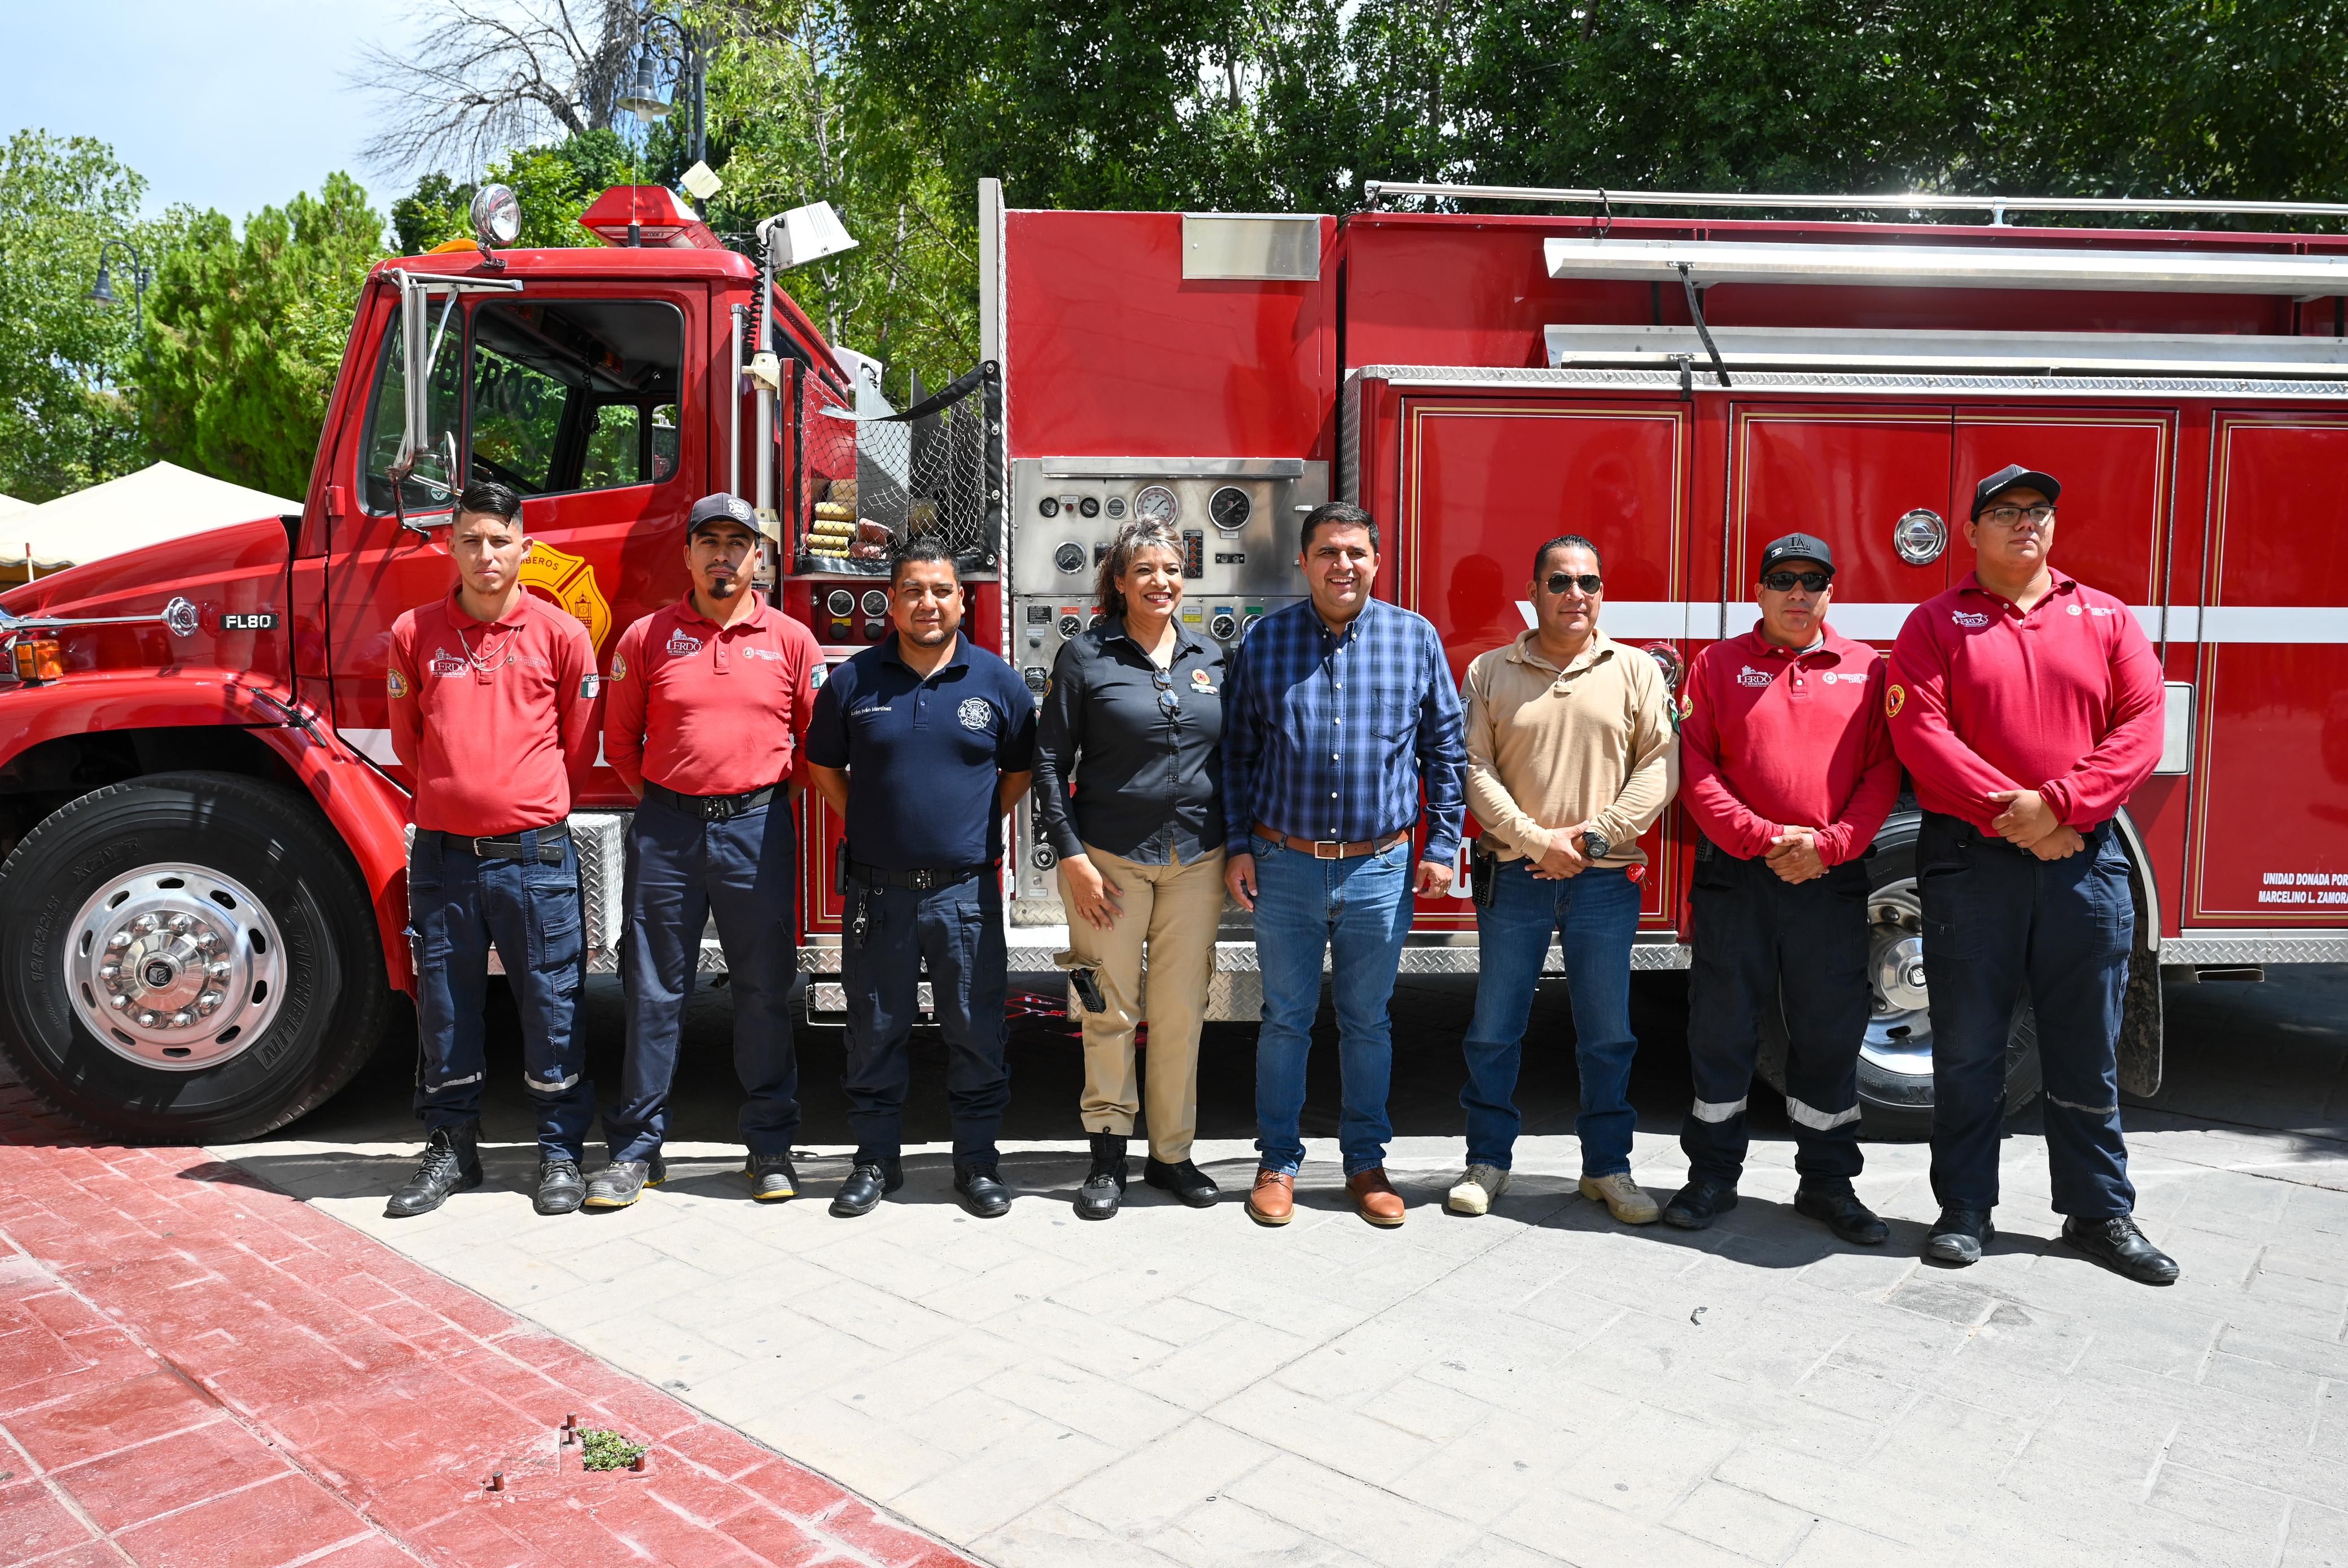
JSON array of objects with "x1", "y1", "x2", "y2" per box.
[
  {"x1": 1347, "y1": 1167, "x2": 1407, "y2": 1227},
  {"x1": 1246, "y1": 1168, "x2": 1295, "y2": 1226}
]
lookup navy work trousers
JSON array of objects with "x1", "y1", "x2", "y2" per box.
[
  {"x1": 1681, "y1": 840, "x2": 1868, "y2": 1194},
  {"x1": 408, "y1": 827, "x2": 594, "y2": 1158},
  {"x1": 839, "y1": 871, "x2": 1010, "y2": 1166},
  {"x1": 1918, "y1": 812, "x2": 2136, "y2": 1219},
  {"x1": 606, "y1": 794, "x2": 801, "y2": 1163}
]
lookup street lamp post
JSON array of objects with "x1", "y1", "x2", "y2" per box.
[{"x1": 88, "y1": 239, "x2": 153, "y2": 338}]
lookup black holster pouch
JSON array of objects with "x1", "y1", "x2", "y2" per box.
[{"x1": 1469, "y1": 837, "x2": 1499, "y2": 909}]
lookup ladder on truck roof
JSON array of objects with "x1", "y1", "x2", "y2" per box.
[{"x1": 1360, "y1": 181, "x2": 2348, "y2": 226}]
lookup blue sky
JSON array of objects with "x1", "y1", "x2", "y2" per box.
[{"x1": 12, "y1": 0, "x2": 432, "y2": 220}]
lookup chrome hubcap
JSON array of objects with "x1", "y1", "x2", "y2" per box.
[
  {"x1": 66, "y1": 864, "x2": 287, "y2": 1071},
  {"x1": 1863, "y1": 878, "x2": 1934, "y2": 1077}
]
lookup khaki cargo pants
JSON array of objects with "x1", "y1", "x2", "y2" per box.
[{"x1": 1057, "y1": 844, "x2": 1224, "y2": 1162}]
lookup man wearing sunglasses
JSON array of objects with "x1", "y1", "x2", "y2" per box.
[
  {"x1": 1887, "y1": 465, "x2": 2176, "y2": 1285},
  {"x1": 1450, "y1": 535, "x2": 1676, "y2": 1221},
  {"x1": 1665, "y1": 533, "x2": 1900, "y2": 1243}
]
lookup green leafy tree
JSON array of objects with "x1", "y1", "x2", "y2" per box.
[
  {"x1": 138, "y1": 174, "x2": 391, "y2": 499},
  {"x1": 0, "y1": 132, "x2": 164, "y2": 504},
  {"x1": 389, "y1": 130, "x2": 641, "y2": 253}
]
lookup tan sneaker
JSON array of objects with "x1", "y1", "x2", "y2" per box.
[
  {"x1": 1446, "y1": 1164, "x2": 1510, "y2": 1216},
  {"x1": 1580, "y1": 1171, "x2": 1661, "y2": 1225}
]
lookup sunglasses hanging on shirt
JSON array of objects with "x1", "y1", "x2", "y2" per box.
[{"x1": 1152, "y1": 665, "x2": 1180, "y2": 715}]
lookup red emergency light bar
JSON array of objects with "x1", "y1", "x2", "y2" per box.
[{"x1": 578, "y1": 186, "x2": 724, "y2": 251}]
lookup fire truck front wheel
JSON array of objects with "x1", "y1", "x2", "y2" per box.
[
  {"x1": 0, "y1": 772, "x2": 392, "y2": 1144},
  {"x1": 1756, "y1": 815, "x2": 2044, "y2": 1141}
]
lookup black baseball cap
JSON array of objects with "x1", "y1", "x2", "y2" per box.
[
  {"x1": 1759, "y1": 532, "x2": 1834, "y2": 577},
  {"x1": 687, "y1": 492, "x2": 757, "y2": 535},
  {"x1": 1970, "y1": 465, "x2": 2060, "y2": 518}
]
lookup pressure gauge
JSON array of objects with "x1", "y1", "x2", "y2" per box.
[
  {"x1": 1105, "y1": 496, "x2": 1128, "y2": 520},
  {"x1": 1054, "y1": 542, "x2": 1086, "y2": 574},
  {"x1": 1208, "y1": 485, "x2": 1252, "y2": 533},
  {"x1": 860, "y1": 589, "x2": 890, "y2": 617},
  {"x1": 1134, "y1": 485, "x2": 1179, "y2": 526},
  {"x1": 825, "y1": 589, "x2": 856, "y2": 617}
]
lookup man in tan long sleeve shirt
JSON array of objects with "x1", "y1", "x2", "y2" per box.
[{"x1": 1447, "y1": 534, "x2": 1677, "y2": 1222}]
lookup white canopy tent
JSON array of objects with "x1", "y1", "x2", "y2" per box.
[{"x1": 4, "y1": 463, "x2": 299, "y2": 578}]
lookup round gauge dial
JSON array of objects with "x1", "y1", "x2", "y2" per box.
[
  {"x1": 1053, "y1": 542, "x2": 1086, "y2": 574},
  {"x1": 1105, "y1": 496, "x2": 1127, "y2": 519},
  {"x1": 1133, "y1": 485, "x2": 1179, "y2": 526},
  {"x1": 1037, "y1": 496, "x2": 1059, "y2": 518},
  {"x1": 825, "y1": 589, "x2": 855, "y2": 617},
  {"x1": 1079, "y1": 496, "x2": 1100, "y2": 518},
  {"x1": 860, "y1": 589, "x2": 889, "y2": 617},
  {"x1": 1208, "y1": 485, "x2": 1252, "y2": 533}
]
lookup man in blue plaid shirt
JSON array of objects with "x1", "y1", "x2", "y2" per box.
[{"x1": 1223, "y1": 501, "x2": 1466, "y2": 1228}]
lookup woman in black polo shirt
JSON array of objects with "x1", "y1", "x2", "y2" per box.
[{"x1": 1032, "y1": 519, "x2": 1228, "y2": 1219}]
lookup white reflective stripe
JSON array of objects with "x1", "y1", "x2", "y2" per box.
[
  {"x1": 2197, "y1": 606, "x2": 2348, "y2": 644},
  {"x1": 432, "y1": 1072, "x2": 484, "y2": 1089},
  {"x1": 341, "y1": 727, "x2": 398, "y2": 765},
  {"x1": 524, "y1": 1071, "x2": 581, "y2": 1094},
  {"x1": 1785, "y1": 1095, "x2": 1861, "y2": 1131},
  {"x1": 1506, "y1": 599, "x2": 2348, "y2": 646},
  {"x1": 1689, "y1": 1096, "x2": 1748, "y2": 1124},
  {"x1": 2045, "y1": 1093, "x2": 2120, "y2": 1116}
]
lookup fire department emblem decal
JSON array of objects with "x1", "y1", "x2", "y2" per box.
[
  {"x1": 957, "y1": 697, "x2": 995, "y2": 732},
  {"x1": 1886, "y1": 684, "x2": 1907, "y2": 718},
  {"x1": 517, "y1": 540, "x2": 613, "y2": 650},
  {"x1": 1190, "y1": 668, "x2": 1215, "y2": 693}
]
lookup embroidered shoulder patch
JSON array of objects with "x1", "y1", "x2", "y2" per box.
[{"x1": 1886, "y1": 684, "x2": 1907, "y2": 719}]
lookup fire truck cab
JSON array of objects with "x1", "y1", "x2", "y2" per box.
[{"x1": 3, "y1": 178, "x2": 2345, "y2": 1144}]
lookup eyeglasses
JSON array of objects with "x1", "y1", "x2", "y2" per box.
[
  {"x1": 1544, "y1": 572, "x2": 1603, "y2": 597},
  {"x1": 1152, "y1": 666, "x2": 1180, "y2": 715},
  {"x1": 1979, "y1": 503, "x2": 2056, "y2": 527},
  {"x1": 1760, "y1": 570, "x2": 1832, "y2": 593}
]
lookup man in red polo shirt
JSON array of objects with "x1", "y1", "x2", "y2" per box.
[
  {"x1": 384, "y1": 480, "x2": 600, "y2": 1219},
  {"x1": 592, "y1": 492, "x2": 822, "y2": 1210},
  {"x1": 1665, "y1": 533, "x2": 1900, "y2": 1244},
  {"x1": 1889, "y1": 463, "x2": 2176, "y2": 1284}
]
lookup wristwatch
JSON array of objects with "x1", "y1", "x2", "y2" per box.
[{"x1": 1582, "y1": 828, "x2": 1611, "y2": 860}]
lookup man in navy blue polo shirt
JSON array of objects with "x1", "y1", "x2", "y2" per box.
[{"x1": 806, "y1": 538, "x2": 1037, "y2": 1219}]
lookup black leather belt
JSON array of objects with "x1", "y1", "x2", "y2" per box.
[
  {"x1": 645, "y1": 779, "x2": 778, "y2": 822},
  {"x1": 851, "y1": 860, "x2": 991, "y2": 892},
  {"x1": 444, "y1": 824, "x2": 569, "y2": 864}
]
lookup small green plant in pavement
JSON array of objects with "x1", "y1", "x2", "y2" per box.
[{"x1": 578, "y1": 1428, "x2": 646, "y2": 1471}]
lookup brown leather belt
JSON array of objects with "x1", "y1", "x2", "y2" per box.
[{"x1": 1252, "y1": 824, "x2": 1412, "y2": 860}]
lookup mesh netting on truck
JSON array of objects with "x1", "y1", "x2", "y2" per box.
[{"x1": 797, "y1": 361, "x2": 1001, "y2": 575}]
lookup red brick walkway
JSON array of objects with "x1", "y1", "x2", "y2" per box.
[{"x1": 0, "y1": 1086, "x2": 974, "y2": 1567}]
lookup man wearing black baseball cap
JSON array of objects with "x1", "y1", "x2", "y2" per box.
[
  {"x1": 1887, "y1": 465, "x2": 2176, "y2": 1284},
  {"x1": 592, "y1": 492, "x2": 822, "y2": 1208},
  {"x1": 1666, "y1": 532, "x2": 1900, "y2": 1242}
]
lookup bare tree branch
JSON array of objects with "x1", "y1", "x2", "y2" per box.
[{"x1": 352, "y1": 0, "x2": 658, "y2": 175}]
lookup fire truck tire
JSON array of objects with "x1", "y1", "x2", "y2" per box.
[
  {"x1": 0, "y1": 772, "x2": 392, "y2": 1144},
  {"x1": 1756, "y1": 816, "x2": 2043, "y2": 1141}
]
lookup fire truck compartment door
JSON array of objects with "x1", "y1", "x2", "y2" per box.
[{"x1": 1729, "y1": 406, "x2": 1953, "y2": 641}]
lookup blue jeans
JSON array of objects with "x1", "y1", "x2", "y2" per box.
[
  {"x1": 1919, "y1": 813, "x2": 2136, "y2": 1219},
  {"x1": 1462, "y1": 859, "x2": 1642, "y2": 1175},
  {"x1": 408, "y1": 827, "x2": 593, "y2": 1159},
  {"x1": 840, "y1": 871, "x2": 1011, "y2": 1165},
  {"x1": 607, "y1": 795, "x2": 801, "y2": 1163},
  {"x1": 1250, "y1": 833, "x2": 1415, "y2": 1176}
]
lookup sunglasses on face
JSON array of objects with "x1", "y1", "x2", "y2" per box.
[
  {"x1": 1760, "y1": 570, "x2": 1832, "y2": 593},
  {"x1": 1544, "y1": 572, "x2": 1604, "y2": 597}
]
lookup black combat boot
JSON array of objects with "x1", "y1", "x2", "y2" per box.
[
  {"x1": 385, "y1": 1123, "x2": 484, "y2": 1218},
  {"x1": 1075, "y1": 1133, "x2": 1128, "y2": 1220}
]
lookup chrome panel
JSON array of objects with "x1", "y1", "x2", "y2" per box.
[{"x1": 2164, "y1": 932, "x2": 2348, "y2": 965}]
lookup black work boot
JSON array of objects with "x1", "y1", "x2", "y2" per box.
[
  {"x1": 535, "y1": 1157, "x2": 586, "y2": 1216},
  {"x1": 581, "y1": 1156, "x2": 666, "y2": 1210},
  {"x1": 1662, "y1": 1178, "x2": 1739, "y2": 1230},
  {"x1": 1075, "y1": 1134, "x2": 1128, "y2": 1220},
  {"x1": 955, "y1": 1162, "x2": 1013, "y2": 1218},
  {"x1": 1925, "y1": 1207, "x2": 1995, "y2": 1265},
  {"x1": 830, "y1": 1158, "x2": 904, "y2": 1218},
  {"x1": 385, "y1": 1123, "x2": 484, "y2": 1218},
  {"x1": 2061, "y1": 1215, "x2": 2180, "y2": 1285},
  {"x1": 1794, "y1": 1185, "x2": 1889, "y2": 1246},
  {"x1": 746, "y1": 1153, "x2": 800, "y2": 1203},
  {"x1": 1144, "y1": 1156, "x2": 1220, "y2": 1208}
]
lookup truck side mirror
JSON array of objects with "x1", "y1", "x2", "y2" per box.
[{"x1": 380, "y1": 268, "x2": 524, "y2": 536}]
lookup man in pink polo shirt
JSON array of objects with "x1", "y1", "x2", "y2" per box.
[
  {"x1": 1889, "y1": 464, "x2": 2176, "y2": 1284},
  {"x1": 592, "y1": 493, "x2": 822, "y2": 1210},
  {"x1": 1667, "y1": 532, "x2": 1900, "y2": 1244},
  {"x1": 385, "y1": 480, "x2": 600, "y2": 1219}
]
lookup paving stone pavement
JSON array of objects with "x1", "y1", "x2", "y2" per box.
[{"x1": 218, "y1": 970, "x2": 2348, "y2": 1568}]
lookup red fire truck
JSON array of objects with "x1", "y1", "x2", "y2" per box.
[{"x1": 4, "y1": 178, "x2": 2344, "y2": 1144}]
